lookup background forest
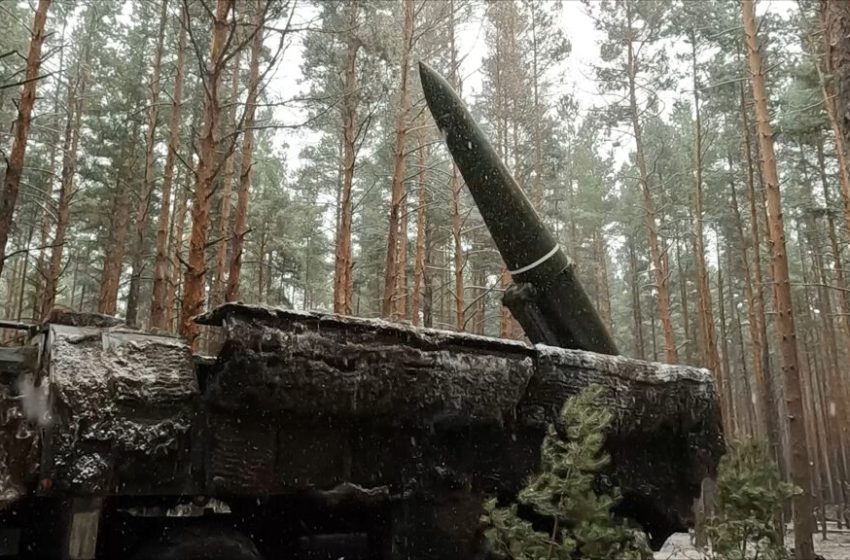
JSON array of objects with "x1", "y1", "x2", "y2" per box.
[{"x1": 3, "y1": 0, "x2": 850, "y2": 555}]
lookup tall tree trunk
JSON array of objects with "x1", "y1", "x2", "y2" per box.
[
  {"x1": 211, "y1": 48, "x2": 242, "y2": 308},
  {"x1": 41, "y1": 38, "x2": 89, "y2": 319},
  {"x1": 333, "y1": 0, "x2": 360, "y2": 316},
  {"x1": 150, "y1": 9, "x2": 188, "y2": 329},
  {"x1": 225, "y1": 0, "x2": 265, "y2": 303},
  {"x1": 690, "y1": 37, "x2": 725, "y2": 418},
  {"x1": 626, "y1": 3, "x2": 677, "y2": 363},
  {"x1": 33, "y1": 19, "x2": 66, "y2": 318},
  {"x1": 816, "y1": 139, "x2": 850, "y2": 510},
  {"x1": 447, "y1": 0, "x2": 464, "y2": 331},
  {"x1": 676, "y1": 236, "x2": 692, "y2": 362},
  {"x1": 629, "y1": 237, "x2": 646, "y2": 360},
  {"x1": 411, "y1": 129, "x2": 428, "y2": 326},
  {"x1": 97, "y1": 131, "x2": 138, "y2": 316},
  {"x1": 167, "y1": 169, "x2": 190, "y2": 330},
  {"x1": 180, "y1": 0, "x2": 234, "y2": 347},
  {"x1": 422, "y1": 212, "x2": 433, "y2": 328},
  {"x1": 743, "y1": 3, "x2": 816, "y2": 556},
  {"x1": 595, "y1": 231, "x2": 612, "y2": 329},
  {"x1": 716, "y1": 243, "x2": 734, "y2": 436},
  {"x1": 382, "y1": 0, "x2": 414, "y2": 319},
  {"x1": 0, "y1": 0, "x2": 50, "y2": 280},
  {"x1": 742, "y1": 79, "x2": 780, "y2": 453},
  {"x1": 729, "y1": 157, "x2": 767, "y2": 435},
  {"x1": 126, "y1": 0, "x2": 168, "y2": 327}
]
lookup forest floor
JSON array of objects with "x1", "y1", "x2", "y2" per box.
[{"x1": 654, "y1": 524, "x2": 850, "y2": 559}]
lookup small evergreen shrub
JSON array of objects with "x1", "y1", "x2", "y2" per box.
[
  {"x1": 481, "y1": 386, "x2": 652, "y2": 560},
  {"x1": 705, "y1": 439, "x2": 800, "y2": 560}
]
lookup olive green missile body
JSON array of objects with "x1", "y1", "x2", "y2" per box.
[{"x1": 418, "y1": 61, "x2": 618, "y2": 355}]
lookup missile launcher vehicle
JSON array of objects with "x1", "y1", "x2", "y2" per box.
[{"x1": 0, "y1": 65, "x2": 724, "y2": 559}]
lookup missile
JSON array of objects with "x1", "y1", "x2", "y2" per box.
[{"x1": 418, "y1": 61, "x2": 618, "y2": 355}]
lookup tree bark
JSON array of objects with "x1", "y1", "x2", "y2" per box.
[
  {"x1": 814, "y1": 6, "x2": 850, "y2": 248},
  {"x1": 97, "y1": 131, "x2": 137, "y2": 316},
  {"x1": 150, "y1": 10, "x2": 188, "y2": 329},
  {"x1": 626, "y1": 3, "x2": 677, "y2": 364},
  {"x1": 742, "y1": 79, "x2": 780, "y2": 453},
  {"x1": 629, "y1": 236, "x2": 646, "y2": 361},
  {"x1": 382, "y1": 0, "x2": 414, "y2": 319},
  {"x1": 126, "y1": 0, "x2": 168, "y2": 327},
  {"x1": 180, "y1": 0, "x2": 234, "y2": 347},
  {"x1": 333, "y1": 0, "x2": 360, "y2": 316},
  {"x1": 225, "y1": 0, "x2": 265, "y2": 304},
  {"x1": 166, "y1": 170, "x2": 191, "y2": 330},
  {"x1": 743, "y1": 2, "x2": 815, "y2": 556},
  {"x1": 0, "y1": 0, "x2": 51, "y2": 280},
  {"x1": 447, "y1": 1, "x2": 464, "y2": 332},
  {"x1": 690, "y1": 37, "x2": 724, "y2": 418},
  {"x1": 729, "y1": 157, "x2": 767, "y2": 435},
  {"x1": 211, "y1": 48, "x2": 241, "y2": 308},
  {"x1": 676, "y1": 235, "x2": 693, "y2": 362},
  {"x1": 816, "y1": 139, "x2": 850, "y2": 510},
  {"x1": 41, "y1": 35, "x2": 89, "y2": 320},
  {"x1": 822, "y1": 0, "x2": 850, "y2": 152},
  {"x1": 411, "y1": 128, "x2": 428, "y2": 326}
]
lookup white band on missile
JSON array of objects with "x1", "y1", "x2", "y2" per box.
[{"x1": 508, "y1": 244, "x2": 560, "y2": 275}]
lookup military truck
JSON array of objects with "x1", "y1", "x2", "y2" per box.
[{"x1": 0, "y1": 65, "x2": 724, "y2": 558}]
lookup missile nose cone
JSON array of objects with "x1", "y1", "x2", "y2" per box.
[
  {"x1": 418, "y1": 61, "x2": 450, "y2": 131},
  {"x1": 417, "y1": 61, "x2": 438, "y2": 99}
]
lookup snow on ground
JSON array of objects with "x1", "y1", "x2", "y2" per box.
[{"x1": 654, "y1": 524, "x2": 850, "y2": 560}]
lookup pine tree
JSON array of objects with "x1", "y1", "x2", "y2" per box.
[
  {"x1": 706, "y1": 440, "x2": 799, "y2": 560},
  {"x1": 482, "y1": 386, "x2": 651, "y2": 560}
]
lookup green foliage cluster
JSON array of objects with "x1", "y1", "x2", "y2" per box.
[
  {"x1": 481, "y1": 386, "x2": 652, "y2": 560},
  {"x1": 705, "y1": 441, "x2": 800, "y2": 560}
]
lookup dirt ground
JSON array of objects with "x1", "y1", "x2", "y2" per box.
[{"x1": 653, "y1": 524, "x2": 850, "y2": 559}]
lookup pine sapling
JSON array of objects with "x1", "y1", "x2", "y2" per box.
[{"x1": 482, "y1": 386, "x2": 652, "y2": 560}]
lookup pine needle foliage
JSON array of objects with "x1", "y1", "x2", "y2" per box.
[
  {"x1": 481, "y1": 386, "x2": 652, "y2": 560},
  {"x1": 705, "y1": 440, "x2": 800, "y2": 560}
]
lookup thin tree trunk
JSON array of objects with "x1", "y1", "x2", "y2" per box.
[
  {"x1": 167, "y1": 169, "x2": 190, "y2": 331},
  {"x1": 41, "y1": 37, "x2": 89, "y2": 319},
  {"x1": 729, "y1": 157, "x2": 767, "y2": 435},
  {"x1": 717, "y1": 242, "x2": 734, "y2": 436},
  {"x1": 33, "y1": 20, "x2": 66, "y2": 319},
  {"x1": 126, "y1": 0, "x2": 168, "y2": 327},
  {"x1": 742, "y1": 79, "x2": 779, "y2": 454},
  {"x1": 629, "y1": 237, "x2": 646, "y2": 360},
  {"x1": 595, "y1": 231, "x2": 612, "y2": 329},
  {"x1": 0, "y1": 0, "x2": 50, "y2": 280},
  {"x1": 411, "y1": 128, "x2": 428, "y2": 326},
  {"x1": 382, "y1": 0, "x2": 414, "y2": 319},
  {"x1": 447, "y1": 1, "x2": 464, "y2": 332},
  {"x1": 743, "y1": 3, "x2": 815, "y2": 556},
  {"x1": 150, "y1": 9, "x2": 188, "y2": 329},
  {"x1": 676, "y1": 236, "x2": 692, "y2": 362},
  {"x1": 817, "y1": 139, "x2": 850, "y2": 510},
  {"x1": 690, "y1": 36, "x2": 722, "y2": 398},
  {"x1": 626, "y1": 3, "x2": 677, "y2": 363},
  {"x1": 225, "y1": 0, "x2": 265, "y2": 303},
  {"x1": 180, "y1": 0, "x2": 234, "y2": 347}
]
